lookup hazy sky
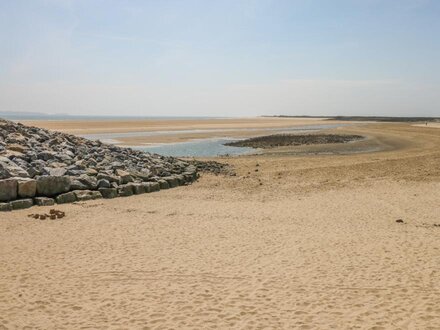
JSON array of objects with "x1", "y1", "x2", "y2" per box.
[{"x1": 1, "y1": 0, "x2": 439, "y2": 117}]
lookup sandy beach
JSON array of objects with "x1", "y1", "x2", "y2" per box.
[
  {"x1": 1, "y1": 120, "x2": 440, "y2": 329},
  {"x1": 20, "y1": 117, "x2": 340, "y2": 145}
]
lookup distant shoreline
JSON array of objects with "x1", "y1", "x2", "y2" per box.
[{"x1": 264, "y1": 115, "x2": 440, "y2": 122}]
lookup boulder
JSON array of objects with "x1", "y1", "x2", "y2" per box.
[
  {"x1": 8, "y1": 144, "x2": 28, "y2": 153},
  {"x1": 10, "y1": 199, "x2": 33, "y2": 210},
  {"x1": 55, "y1": 192, "x2": 77, "y2": 204},
  {"x1": 37, "y1": 151, "x2": 56, "y2": 161},
  {"x1": 175, "y1": 174, "x2": 186, "y2": 185},
  {"x1": 44, "y1": 167, "x2": 67, "y2": 177},
  {"x1": 34, "y1": 197, "x2": 55, "y2": 206},
  {"x1": 141, "y1": 182, "x2": 151, "y2": 193},
  {"x1": 117, "y1": 184, "x2": 134, "y2": 197},
  {"x1": 115, "y1": 169, "x2": 134, "y2": 184},
  {"x1": 17, "y1": 178, "x2": 37, "y2": 198},
  {"x1": 129, "y1": 182, "x2": 144, "y2": 195},
  {"x1": 97, "y1": 179, "x2": 111, "y2": 188},
  {"x1": 70, "y1": 179, "x2": 88, "y2": 190},
  {"x1": 165, "y1": 176, "x2": 179, "y2": 188},
  {"x1": 0, "y1": 203, "x2": 12, "y2": 212},
  {"x1": 0, "y1": 178, "x2": 18, "y2": 202},
  {"x1": 85, "y1": 168, "x2": 98, "y2": 176},
  {"x1": 158, "y1": 179, "x2": 169, "y2": 190},
  {"x1": 70, "y1": 174, "x2": 97, "y2": 190},
  {"x1": 0, "y1": 156, "x2": 29, "y2": 179},
  {"x1": 96, "y1": 173, "x2": 121, "y2": 184},
  {"x1": 149, "y1": 182, "x2": 160, "y2": 192},
  {"x1": 98, "y1": 188, "x2": 117, "y2": 199},
  {"x1": 36, "y1": 176, "x2": 71, "y2": 196},
  {"x1": 73, "y1": 190, "x2": 102, "y2": 201}
]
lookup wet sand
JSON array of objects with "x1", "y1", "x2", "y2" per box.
[
  {"x1": 1, "y1": 122, "x2": 440, "y2": 329},
  {"x1": 20, "y1": 117, "x2": 341, "y2": 144}
]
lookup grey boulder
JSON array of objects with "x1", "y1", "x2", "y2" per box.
[
  {"x1": 17, "y1": 178, "x2": 37, "y2": 198},
  {"x1": 34, "y1": 197, "x2": 55, "y2": 206},
  {"x1": 56, "y1": 192, "x2": 77, "y2": 204},
  {"x1": 36, "y1": 176, "x2": 71, "y2": 196},
  {"x1": 73, "y1": 190, "x2": 102, "y2": 201},
  {"x1": 0, "y1": 178, "x2": 18, "y2": 202},
  {"x1": 10, "y1": 199, "x2": 33, "y2": 210}
]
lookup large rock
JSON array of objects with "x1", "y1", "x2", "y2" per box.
[
  {"x1": 98, "y1": 188, "x2": 117, "y2": 199},
  {"x1": 70, "y1": 175, "x2": 97, "y2": 190},
  {"x1": 164, "y1": 176, "x2": 179, "y2": 188},
  {"x1": 0, "y1": 203, "x2": 12, "y2": 212},
  {"x1": 44, "y1": 167, "x2": 67, "y2": 177},
  {"x1": 115, "y1": 169, "x2": 134, "y2": 184},
  {"x1": 73, "y1": 190, "x2": 102, "y2": 201},
  {"x1": 55, "y1": 192, "x2": 77, "y2": 204},
  {"x1": 0, "y1": 156, "x2": 29, "y2": 179},
  {"x1": 149, "y1": 182, "x2": 160, "y2": 192},
  {"x1": 36, "y1": 176, "x2": 71, "y2": 196},
  {"x1": 10, "y1": 199, "x2": 33, "y2": 210},
  {"x1": 117, "y1": 184, "x2": 134, "y2": 197},
  {"x1": 97, "y1": 179, "x2": 111, "y2": 188},
  {"x1": 128, "y1": 182, "x2": 144, "y2": 195},
  {"x1": 34, "y1": 197, "x2": 55, "y2": 206},
  {"x1": 158, "y1": 179, "x2": 169, "y2": 190},
  {"x1": 17, "y1": 178, "x2": 37, "y2": 198},
  {"x1": 141, "y1": 182, "x2": 151, "y2": 193},
  {"x1": 96, "y1": 173, "x2": 121, "y2": 185},
  {"x1": 0, "y1": 179, "x2": 18, "y2": 202}
]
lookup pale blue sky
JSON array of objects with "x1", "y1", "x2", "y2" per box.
[{"x1": 1, "y1": 0, "x2": 439, "y2": 116}]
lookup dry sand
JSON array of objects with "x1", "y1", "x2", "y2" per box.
[{"x1": 1, "y1": 122, "x2": 440, "y2": 329}]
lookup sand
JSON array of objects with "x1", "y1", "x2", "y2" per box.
[
  {"x1": 1, "y1": 122, "x2": 440, "y2": 329},
  {"x1": 19, "y1": 117, "x2": 340, "y2": 144}
]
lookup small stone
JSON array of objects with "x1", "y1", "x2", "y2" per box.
[{"x1": 396, "y1": 219, "x2": 404, "y2": 223}]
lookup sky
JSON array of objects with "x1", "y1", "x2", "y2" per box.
[{"x1": 0, "y1": 0, "x2": 439, "y2": 117}]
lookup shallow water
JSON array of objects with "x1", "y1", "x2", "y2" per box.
[
  {"x1": 82, "y1": 124, "x2": 349, "y2": 157},
  {"x1": 132, "y1": 138, "x2": 258, "y2": 157}
]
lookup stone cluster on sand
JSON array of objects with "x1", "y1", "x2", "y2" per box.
[
  {"x1": 225, "y1": 134, "x2": 364, "y2": 149},
  {"x1": 0, "y1": 119, "x2": 198, "y2": 211}
]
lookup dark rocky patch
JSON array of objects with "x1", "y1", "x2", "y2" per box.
[
  {"x1": 225, "y1": 134, "x2": 364, "y2": 149},
  {"x1": 187, "y1": 160, "x2": 235, "y2": 176}
]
